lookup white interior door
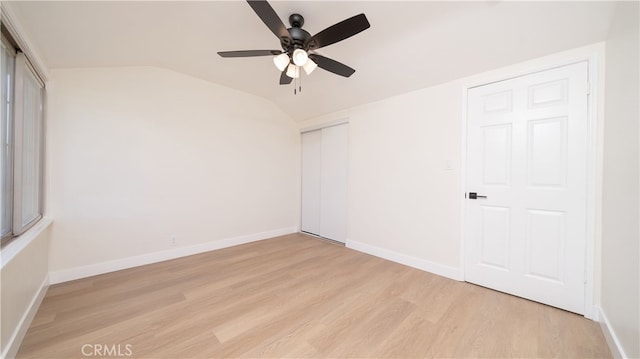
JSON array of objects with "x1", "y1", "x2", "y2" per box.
[
  {"x1": 300, "y1": 124, "x2": 348, "y2": 243},
  {"x1": 301, "y1": 130, "x2": 322, "y2": 235},
  {"x1": 319, "y1": 124, "x2": 348, "y2": 242},
  {"x1": 465, "y1": 62, "x2": 589, "y2": 314}
]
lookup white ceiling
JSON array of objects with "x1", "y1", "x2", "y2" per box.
[{"x1": 7, "y1": 1, "x2": 616, "y2": 121}]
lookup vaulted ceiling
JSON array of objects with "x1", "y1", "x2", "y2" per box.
[{"x1": 6, "y1": 1, "x2": 616, "y2": 121}]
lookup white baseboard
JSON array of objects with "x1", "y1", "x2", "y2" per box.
[
  {"x1": 346, "y1": 239, "x2": 463, "y2": 281},
  {"x1": 595, "y1": 306, "x2": 627, "y2": 359},
  {"x1": 49, "y1": 227, "x2": 297, "y2": 284},
  {"x1": 2, "y1": 275, "x2": 49, "y2": 359}
]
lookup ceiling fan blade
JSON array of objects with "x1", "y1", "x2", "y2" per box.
[
  {"x1": 308, "y1": 54, "x2": 355, "y2": 77},
  {"x1": 279, "y1": 70, "x2": 293, "y2": 85},
  {"x1": 246, "y1": 0, "x2": 291, "y2": 40},
  {"x1": 305, "y1": 14, "x2": 370, "y2": 50},
  {"x1": 218, "y1": 50, "x2": 282, "y2": 58}
]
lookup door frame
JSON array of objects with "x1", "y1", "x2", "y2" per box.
[{"x1": 459, "y1": 49, "x2": 602, "y2": 319}]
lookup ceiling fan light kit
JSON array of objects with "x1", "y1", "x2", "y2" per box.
[
  {"x1": 217, "y1": 0, "x2": 370, "y2": 93},
  {"x1": 302, "y1": 59, "x2": 317, "y2": 75},
  {"x1": 273, "y1": 53, "x2": 290, "y2": 71},
  {"x1": 292, "y1": 48, "x2": 308, "y2": 66},
  {"x1": 286, "y1": 63, "x2": 300, "y2": 79}
]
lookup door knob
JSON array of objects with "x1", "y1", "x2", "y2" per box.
[{"x1": 468, "y1": 192, "x2": 487, "y2": 199}]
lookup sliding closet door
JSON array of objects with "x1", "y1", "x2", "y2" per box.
[
  {"x1": 301, "y1": 130, "x2": 322, "y2": 235},
  {"x1": 319, "y1": 124, "x2": 348, "y2": 242},
  {"x1": 300, "y1": 123, "x2": 348, "y2": 243}
]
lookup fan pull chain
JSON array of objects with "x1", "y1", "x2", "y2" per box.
[{"x1": 294, "y1": 66, "x2": 302, "y2": 95}]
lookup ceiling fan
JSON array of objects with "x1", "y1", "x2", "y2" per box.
[{"x1": 218, "y1": 0, "x2": 370, "y2": 90}]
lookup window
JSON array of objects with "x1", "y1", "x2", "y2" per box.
[
  {"x1": 1, "y1": 36, "x2": 15, "y2": 240},
  {"x1": 1, "y1": 28, "x2": 45, "y2": 247}
]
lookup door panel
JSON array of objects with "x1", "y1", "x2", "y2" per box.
[
  {"x1": 301, "y1": 130, "x2": 322, "y2": 235},
  {"x1": 527, "y1": 117, "x2": 567, "y2": 188},
  {"x1": 319, "y1": 124, "x2": 348, "y2": 243},
  {"x1": 479, "y1": 206, "x2": 511, "y2": 271},
  {"x1": 525, "y1": 209, "x2": 566, "y2": 283},
  {"x1": 482, "y1": 124, "x2": 512, "y2": 185},
  {"x1": 465, "y1": 62, "x2": 589, "y2": 314}
]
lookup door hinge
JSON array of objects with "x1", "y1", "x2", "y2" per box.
[{"x1": 586, "y1": 82, "x2": 591, "y2": 96}]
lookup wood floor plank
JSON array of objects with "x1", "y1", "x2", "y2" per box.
[
  {"x1": 16, "y1": 233, "x2": 612, "y2": 358},
  {"x1": 374, "y1": 315, "x2": 438, "y2": 358}
]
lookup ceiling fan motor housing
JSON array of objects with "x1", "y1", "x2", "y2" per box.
[{"x1": 283, "y1": 14, "x2": 311, "y2": 53}]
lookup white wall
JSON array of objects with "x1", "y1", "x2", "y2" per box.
[
  {"x1": 0, "y1": 221, "x2": 51, "y2": 358},
  {"x1": 346, "y1": 82, "x2": 463, "y2": 273},
  {"x1": 46, "y1": 67, "x2": 300, "y2": 279},
  {"x1": 301, "y1": 42, "x2": 606, "y2": 283},
  {"x1": 601, "y1": 2, "x2": 640, "y2": 358}
]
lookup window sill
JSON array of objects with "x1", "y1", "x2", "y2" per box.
[{"x1": 0, "y1": 217, "x2": 53, "y2": 270}]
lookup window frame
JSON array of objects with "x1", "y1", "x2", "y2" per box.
[
  {"x1": 1, "y1": 36, "x2": 16, "y2": 242},
  {"x1": 12, "y1": 52, "x2": 45, "y2": 236},
  {"x1": 0, "y1": 27, "x2": 46, "y2": 247}
]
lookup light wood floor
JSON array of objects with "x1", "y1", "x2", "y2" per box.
[{"x1": 17, "y1": 233, "x2": 611, "y2": 358}]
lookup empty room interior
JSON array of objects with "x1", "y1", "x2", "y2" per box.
[{"x1": 1, "y1": 1, "x2": 638, "y2": 358}]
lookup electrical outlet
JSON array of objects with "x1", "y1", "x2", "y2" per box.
[{"x1": 171, "y1": 236, "x2": 177, "y2": 246}]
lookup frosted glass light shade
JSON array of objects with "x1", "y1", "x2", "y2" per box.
[
  {"x1": 303, "y1": 59, "x2": 317, "y2": 75},
  {"x1": 273, "y1": 53, "x2": 290, "y2": 71},
  {"x1": 286, "y1": 64, "x2": 299, "y2": 78},
  {"x1": 292, "y1": 49, "x2": 308, "y2": 66}
]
